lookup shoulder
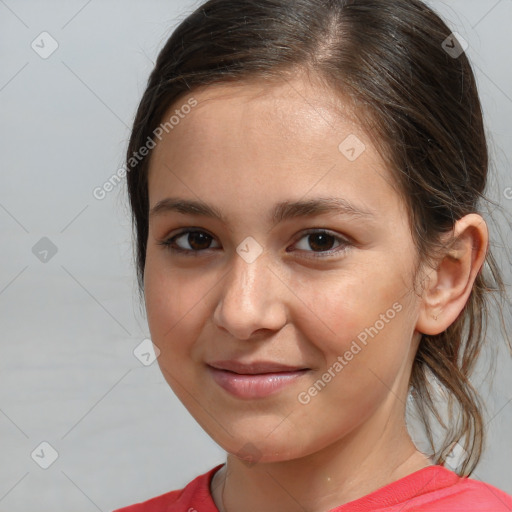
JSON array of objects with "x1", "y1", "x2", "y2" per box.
[
  {"x1": 404, "y1": 467, "x2": 512, "y2": 511},
  {"x1": 340, "y1": 465, "x2": 512, "y2": 512},
  {"x1": 112, "y1": 464, "x2": 224, "y2": 512}
]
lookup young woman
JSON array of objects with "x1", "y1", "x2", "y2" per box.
[{"x1": 114, "y1": 0, "x2": 512, "y2": 510}]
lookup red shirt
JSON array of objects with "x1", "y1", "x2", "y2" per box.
[{"x1": 113, "y1": 463, "x2": 512, "y2": 511}]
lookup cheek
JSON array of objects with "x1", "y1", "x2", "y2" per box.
[
  {"x1": 290, "y1": 263, "x2": 417, "y2": 414},
  {"x1": 291, "y1": 264, "x2": 408, "y2": 355},
  {"x1": 143, "y1": 252, "x2": 211, "y2": 356},
  {"x1": 143, "y1": 258, "x2": 216, "y2": 406}
]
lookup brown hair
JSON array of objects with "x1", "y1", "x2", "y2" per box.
[{"x1": 125, "y1": 0, "x2": 510, "y2": 476}]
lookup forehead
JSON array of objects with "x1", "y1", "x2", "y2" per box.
[
  {"x1": 146, "y1": 74, "x2": 401, "y2": 221},
  {"x1": 158, "y1": 75, "x2": 361, "y2": 156}
]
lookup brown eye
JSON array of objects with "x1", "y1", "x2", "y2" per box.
[
  {"x1": 293, "y1": 229, "x2": 351, "y2": 259},
  {"x1": 159, "y1": 228, "x2": 351, "y2": 259},
  {"x1": 182, "y1": 231, "x2": 213, "y2": 251},
  {"x1": 306, "y1": 232, "x2": 336, "y2": 252},
  {"x1": 159, "y1": 229, "x2": 220, "y2": 254}
]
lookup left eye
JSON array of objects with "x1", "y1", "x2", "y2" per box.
[
  {"x1": 293, "y1": 230, "x2": 349, "y2": 256},
  {"x1": 159, "y1": 229, "x2": 351, "y2": 258}
]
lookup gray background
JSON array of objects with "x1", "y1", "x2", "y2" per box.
[{"x1": 0, "y1": 1, "x2": 511, "y2": 510}]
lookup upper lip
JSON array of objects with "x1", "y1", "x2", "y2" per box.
[{"x1": 208, "y1": 360, "x2": 309, "y2": 375}]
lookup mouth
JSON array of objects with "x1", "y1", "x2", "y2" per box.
[{"x1": 207, "y1": 360, "x2": 311, "y2": 399}]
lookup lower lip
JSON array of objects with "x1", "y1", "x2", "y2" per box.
[{"x1": 208, "y1": 367, "x2": 308, "y2": 399}]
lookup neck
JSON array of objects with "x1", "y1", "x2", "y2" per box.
[{"x1": 211, "y1": 407, "x2": 432, "y2": 512}]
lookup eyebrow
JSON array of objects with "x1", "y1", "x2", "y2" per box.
[{"x1": 149, "y1": 196, "x2": 377, "y2": 226}]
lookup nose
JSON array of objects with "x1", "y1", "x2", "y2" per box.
[{"x1": 212, "y1": 249, "x2": 288, "y2": 341}]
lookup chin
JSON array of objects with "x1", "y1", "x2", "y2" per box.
[{"x1": 203, "y1": 417, "x2": 334, "y2": 465}]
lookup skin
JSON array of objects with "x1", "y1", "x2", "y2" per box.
[{"x1": 143, "y1": 71, "x2": 488, "y2": 512}]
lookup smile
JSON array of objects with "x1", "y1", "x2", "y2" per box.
[{"x1": 207, "y1": 361, "x2": 310, "y2": 399}]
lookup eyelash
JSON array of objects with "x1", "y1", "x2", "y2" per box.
[{"x1": 157, "y1": 228, "x2": 352, "y2": 259}]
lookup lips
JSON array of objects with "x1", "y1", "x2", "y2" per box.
[
  {"x1": 207, "y1": 360, "x2": 310, "y2": 399},
  {"x1": 208, "y1": 360, "x2": 308, "y2": 374}
]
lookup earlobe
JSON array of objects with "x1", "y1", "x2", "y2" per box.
[{"x1": 415, "y1": 214, "x2": 488, "y2": 336}]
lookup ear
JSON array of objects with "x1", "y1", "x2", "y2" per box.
[{"x1": 416, "y1": 213, "x2": 489, "y2": 336}]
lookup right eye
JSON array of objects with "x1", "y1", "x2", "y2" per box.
[{"x1": 158, "y1": 229, "x2": 221, "y2": 256}]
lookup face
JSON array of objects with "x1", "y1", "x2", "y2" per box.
[{"x1": 144, "y1": 73, "x2": 424, "y2": 463}]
